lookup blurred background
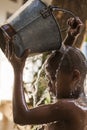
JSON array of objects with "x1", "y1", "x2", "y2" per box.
[
  {"x1": 0, "y1": 0, "x2": 33, "y2": 130},
  {"x1": 0, "y1": 0, "x2": 87, "y2": 130},
  {"x1": 0, "y1": 0, "x2": 27, "y2": 100}
]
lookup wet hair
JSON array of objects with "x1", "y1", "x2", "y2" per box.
[
  {"x1": 58, "y1": 47, "x2": 87, "y2": 77},
  {"x1": 45, "y1": 46, "x2": 87, "y2": 82}
]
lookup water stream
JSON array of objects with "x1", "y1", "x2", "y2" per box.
[{"x1": 55, "y1": 46, "x2": 70, "y2": 97}]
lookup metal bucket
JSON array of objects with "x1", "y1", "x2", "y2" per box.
[{"x1": 0, "y1": 0, "x2": 62, "y2": 57}]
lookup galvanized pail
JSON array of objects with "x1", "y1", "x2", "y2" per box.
[{"x1": 0, "y1": 0, "x2": 62, "y2": 57}]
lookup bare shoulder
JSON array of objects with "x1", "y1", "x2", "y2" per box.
[
  {"x1": 52, "y1": 98, "x2": 87, "y2": 119},
  {"x1": 54, "y1": 97, "x2": 87, "y2": 110},
  {"x1": 74, "y1": 97, "x2": 87, "y2": 111},
  {"x1": 49, "y1": 98, "x2": 87, "y2": 130}
]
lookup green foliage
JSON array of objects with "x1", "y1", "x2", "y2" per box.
[{"x1": 15, "y1": 53, "x2": 52, "y2": 130}]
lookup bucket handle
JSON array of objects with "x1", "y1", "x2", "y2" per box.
[{"x1": 41, "y1": 5, "x2": 77, "y2": 32}]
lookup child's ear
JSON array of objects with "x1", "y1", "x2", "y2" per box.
[
  {"x1": 72, "y1": 69, "x2": 81, "y2": 81},
  {"x1": 41, "y1": 0, "x2": 52, "y2": 6}
]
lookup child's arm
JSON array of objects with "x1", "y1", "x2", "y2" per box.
[{"x1": 8, "y1": 46, "x2": 70, "y2": 125}]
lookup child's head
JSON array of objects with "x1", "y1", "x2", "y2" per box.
[{"x1": 45, "y1": 46, "x2": 87, "y2": 98}]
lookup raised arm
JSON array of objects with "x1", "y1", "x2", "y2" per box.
[
  {"x1": 9, "y1": 45, "x2": 62, "y2": 125},
  {"x1": 63, "y1": 17, "x2": 83, "y2": 46},
  {"x1": 10, "y1": 52, "x2": 82, "y2": 126},
  {"x1": 9, "y1": 54, "x2": 84, "y2": 126},
  {"x1": 8, "y1": 45, "x2": 72, "y2": 125}
]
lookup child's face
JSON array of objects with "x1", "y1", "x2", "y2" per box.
[{"x1": 46, "y1": 70, "x2": 73, "y2": 98}]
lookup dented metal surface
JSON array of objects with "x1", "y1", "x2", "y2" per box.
[{"x1": 0, "y1": 0, "x2": 62, "y2": 57}]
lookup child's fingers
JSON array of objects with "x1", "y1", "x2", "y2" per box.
[
  {"x1": 67, "y1": 17, "x2": 74, "y2": 26},
  {"x1": 75, "y1": 17, "x2": 83, "y2": 25}
]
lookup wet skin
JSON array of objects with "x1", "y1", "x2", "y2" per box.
[
  {"x1": 5, "y1": 17, "x2": 87, "y2": 130},
  {"x1": 46, "y1": 98, "x2": 87, "y2": 130},
  {"x1": 45, "y1": 68, "x2": 87, "y2": 130},
  {"x1": 12, "y1": 61, "x2": 87, "y2": 130}
]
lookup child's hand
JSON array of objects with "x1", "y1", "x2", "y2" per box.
[{"x1": 67, "y1": 17, "x2": 83, "y2": 37}]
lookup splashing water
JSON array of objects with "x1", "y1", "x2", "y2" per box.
[{"x1": 55, "y1": 46, "x2": 70, "y2": 97}]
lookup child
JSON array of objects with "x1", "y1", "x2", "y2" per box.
[{"x1": 9, "y1": 17, "x2": 87, "y2": 130}]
